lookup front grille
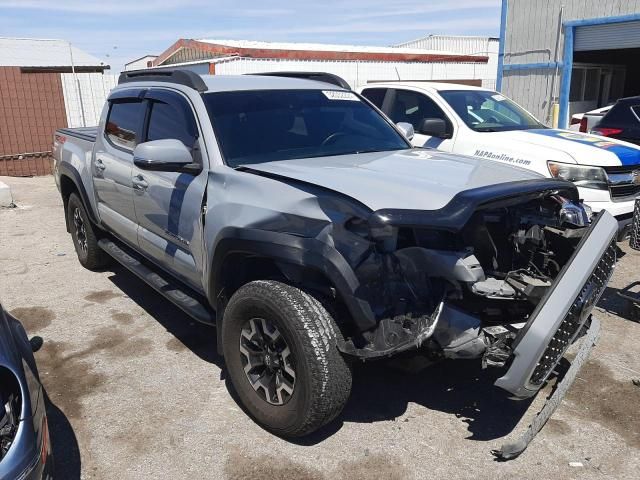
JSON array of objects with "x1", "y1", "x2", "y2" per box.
[
  {"x1": 611, "y1": 184, "x2": 640, "y2": 199},
  {"x1": 529, "y1": 239, "x2": 617, "y2": 386},
  {"x1": 605, "y1": 165, "x2": 640, "y2": 199}
]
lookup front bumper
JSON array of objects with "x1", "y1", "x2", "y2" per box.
[{"x1": 495, "y1": 210, "x2": 618, "y2": 398}]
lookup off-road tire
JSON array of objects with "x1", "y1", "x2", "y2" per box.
[
  {"x1": 222, "y1": 280, "x2": 352, "y2": 437},
  {"x1": 67, "y1": 193, "x2": 110, "y2": 270}
]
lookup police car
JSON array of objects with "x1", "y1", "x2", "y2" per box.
[{"x1": 359, "y1": 82, "x2": 640, "y2": 239}]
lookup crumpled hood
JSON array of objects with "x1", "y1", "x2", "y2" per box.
[
  {"x1": 492, "y1": 129, "x2": 640, "y2": 167},
  {"x1": 242, "y1": 149, "x2": 544, "y2": 211}
]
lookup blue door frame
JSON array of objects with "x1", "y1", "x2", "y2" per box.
[{"x1": 497, "y1": 6, "x2": 640, "y2": 128}]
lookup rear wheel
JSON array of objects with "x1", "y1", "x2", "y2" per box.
[
  {"x1": 222, "y1": 280, "x2": 352, "y2": 437},
  {"x1": 67, "y1": 193, "x2": 109, "y2": 270}
]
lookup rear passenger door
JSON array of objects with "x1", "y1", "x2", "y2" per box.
[
  {"x1": 93, "y1": 92, "x2": 145, "y2": 247},
  {"x1": 131, "y1": 89, "x2": 208, "y2": 290}
]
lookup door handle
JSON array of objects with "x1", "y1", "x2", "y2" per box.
[
  {"x1": 132, "y1": 175, "x2": 148, "y2": 191},
  {"x1": 94, "y1": 158, "x2": 106, "y2": 171}
]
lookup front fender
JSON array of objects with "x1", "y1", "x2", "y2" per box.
[{"x1": 209, "y1": 227, "x2": 376, "y2": 332}]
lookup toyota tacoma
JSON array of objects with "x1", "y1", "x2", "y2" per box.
[{"x1": 53, "y1": 70, "x2": 617, "y2": 458}]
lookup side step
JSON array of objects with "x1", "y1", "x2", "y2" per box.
[{"x1": 98, "y1": 239, "x2": 216, "y2": 325}]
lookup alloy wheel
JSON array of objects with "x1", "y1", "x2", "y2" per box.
[
  {"x1": 239, "y1": 317, "x2": 296, "y2": 406},
  {"x1": 73, "y1": 207, "x2": 88, "y2": 253}
]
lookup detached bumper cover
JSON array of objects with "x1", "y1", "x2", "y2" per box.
[{"x1": 495, "y1": 211, "x2": 617, "y2": 398}]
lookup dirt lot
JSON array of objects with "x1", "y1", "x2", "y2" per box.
[{"x1": 1, "y1": 175, "x2": 639, "y2": 480}]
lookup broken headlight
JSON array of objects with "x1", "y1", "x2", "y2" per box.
[
  {"x1": 547, "y1": 161, "x2": 608, "y2": 190},
  {"x1": 0, "y1": 367, "x2": 21, "y2": 463},
  {"x1": 559, "y1": 200, "x2": 590, "y2": 227},
  {"x1": 344, "y1": 217, "x2": 369, "y2": 238},
  {"x1": 346, "y1": 216, "x2": 398, "y2": 251}
]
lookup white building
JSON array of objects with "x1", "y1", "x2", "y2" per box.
[
  {"x1": 394, "y1": 35, "x2": 499, "y2": 90},
  {"x1": 124, "y1": 54, "x2": 158, "y2": 71}
]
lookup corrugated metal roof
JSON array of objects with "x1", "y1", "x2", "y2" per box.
[
  {"x1": 197, "y1": 39, "x2": 458, "y2": 56},
  {"x1": 394, "y1": 35, "x2": 499, "y2": 55},
  {"x1": 155, "y1": 39, "x2": 489, "y2": 69},
  {"x1": 0, "y1": 37, "x2": 106, "y2": 68},
  {"x1": 154, "y1": 56, "x2": 240, "y2": 67}
]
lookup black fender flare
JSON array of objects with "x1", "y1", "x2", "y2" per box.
[
  {"x1": 58, "y1": 162, "x2": 101, "y2": 228},
  {"x1": 209, "y1": 227, "x2": 376, "y2": 346}
]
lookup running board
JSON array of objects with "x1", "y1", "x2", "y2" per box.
[{"x1": 98, "y1": 239, "x2": 215, "y2": 325}]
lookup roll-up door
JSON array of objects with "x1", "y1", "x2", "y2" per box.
[{"x1": 574, "y1": 20, "x2": 640, "y2": 51}]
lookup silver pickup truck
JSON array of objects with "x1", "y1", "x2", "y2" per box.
[{"x1": 53, "y1": 70, "x2": 617, "y2": 459}]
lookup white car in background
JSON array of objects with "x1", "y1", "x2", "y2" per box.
[
  {"x1": 569, "y1": 105, "x2": 612, "y2": 132},
  {"x1": 358, "y1": 82, "x2": 639, "y2": 239}
]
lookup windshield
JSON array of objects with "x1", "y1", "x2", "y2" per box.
[
  {"x1": 203, "y1": 89, "x2": 409, "y2": 167},
  {"x1": 439, "y1": 90, "x2": 545, "y2": 132}
]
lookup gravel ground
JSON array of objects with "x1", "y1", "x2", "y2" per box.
[{"x1": 1, "y1": 175, "x2": 639, "y2": 480}]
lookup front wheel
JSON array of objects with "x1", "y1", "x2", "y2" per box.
[{"x1": 222, "y1": 280, "x2": 352, "y2": 437}]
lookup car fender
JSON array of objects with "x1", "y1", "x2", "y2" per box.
[
  {"x1": 57, "y1": 162, "x2": 101, "y2": 227},
  {"x1": 209, "y1": 226, "x2": 376, "y2": 330}
]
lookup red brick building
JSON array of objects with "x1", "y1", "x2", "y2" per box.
[{"x1": 0, "y1": 38, "x2": 108, "y2": 176}]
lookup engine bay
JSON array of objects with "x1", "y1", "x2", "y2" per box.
[{"x1": 339, "y1": 194, "x2": 591, "y2": 361}]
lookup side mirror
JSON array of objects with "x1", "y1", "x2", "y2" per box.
[
  {"x1": 396, "y1": 122, "x2": 415, "y2": 141},
  {"x1": 133, "y1": 139, "x2": 198, "y2": 172},
  {"x1": 419, "y1": 118, "x2": 450, "y2": 139}
]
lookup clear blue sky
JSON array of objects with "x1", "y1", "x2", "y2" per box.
[{"x1": 0, "y1": 0, "x2": 501, "y2": 73}]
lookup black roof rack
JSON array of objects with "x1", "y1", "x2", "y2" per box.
[
  {"x1": 118, "y1": 69, "x2": 208, "y2": 92},
  {"x1": 248, "y1": 71, "x2": 351, "y2": 90}
]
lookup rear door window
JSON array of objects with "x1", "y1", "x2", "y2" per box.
[
  {"x1": 360, "y1": 88, "x2": 388, "y2": 109},
  {"x1": 602, "y1": 102, "x2": 637, "y2": 125},
  {"x1": 105, "y1": 100, "x2": 145, "y2": 151},
  {"x1": 629, "y1": 105, "x2": 640, "y2": 123}
]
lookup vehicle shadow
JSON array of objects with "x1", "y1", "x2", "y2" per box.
[
  {"x1": 598, "y1": 284, "x2": 640, "y2": 322},
  {"x1": 45, "y1": 392, "x2": 81, "y2": 479},
  {"x1": 293, "y1": 358, "x2": 535, "y2": 446},
  {"x1": 104, "y1": 265, "x2": 533, "y2": 448},
  {"x1": 106, "y1": 264, "x2": 222, "y2": 368}
]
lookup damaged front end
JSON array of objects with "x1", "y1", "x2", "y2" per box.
[{"x1": 333, "y1": 183, "x2": 617, "y2": 398}]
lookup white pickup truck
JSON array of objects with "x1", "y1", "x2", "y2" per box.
[{"x1": 358, "y1": 83, "x2": 640, "y2": 240}]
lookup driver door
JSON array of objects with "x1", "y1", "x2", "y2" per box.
[
  {"x1": 386, "y1": 89, "x2": 455, "y2": 151},
  {"x1": 132, "y1": 89, "x2": 208, "y2": 291}
]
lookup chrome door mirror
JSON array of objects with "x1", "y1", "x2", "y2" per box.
[{"x1": 396, "y1": 122, "x2": 415, "y2": 141}]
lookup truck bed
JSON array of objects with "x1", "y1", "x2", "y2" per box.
[{"x1": 57, "y1": 126, "x2": 98, "y2": 143}]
